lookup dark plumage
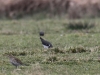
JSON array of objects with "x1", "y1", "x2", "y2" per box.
[
  {"x1": 39, "y1": 31, "x2": 44, "y2": 36},
  {"x1": 7, "y1": 54, "x2": 23, "y2": 68},
  {"x1": 40, "y1": 37, "x2": 53, "y2": 49}
]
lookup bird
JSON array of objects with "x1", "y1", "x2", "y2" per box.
[
  {"x1": 39, "y1": 31, "x2": 44, "y2": 36},
  {"x1": 6, "y1": 54, "x2": 23, "y2": 68},
  {"x1": 40, "y1": 37, "x2": 53, "y2": 49}
]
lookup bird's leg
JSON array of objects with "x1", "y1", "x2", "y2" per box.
[
  {"x1": 16, "y1": 66, "x2": 21, "y2": 70},
  {"x1": 15, "y1": 66, "x2": 18, "y2": 69}
]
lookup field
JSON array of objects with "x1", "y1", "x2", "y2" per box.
[{"x1": 0, "y1": 17, "x2": 100, "y2": 75}]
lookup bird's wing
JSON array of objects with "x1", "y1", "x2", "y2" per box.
[
  {"x1": 43, "y1": 40, "x2": 51, "y2": 46},
  {"x1": 14, "y1": 57, "x2": 23, "y2": 65}
]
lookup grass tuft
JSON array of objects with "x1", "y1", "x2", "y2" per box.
[
  {"x1": 68, "y1": 46, "x2": 89, "y2": 53},
  {"x1": 50, "y1": 47, "x2": 65, "y2": 54},
  {"x1": 66, "y1": 21, "x2": 95, "y2": 30},
  {"x1": 4, "y1": 51, "x2": 28, "y2": 56},
  {"x1": 45, "y1": 55, "x2": 58, "y2": 63}
]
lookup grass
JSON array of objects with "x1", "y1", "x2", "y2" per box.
[{"x1": 0, "y1": 17, "x2": 100, "y2": 75}]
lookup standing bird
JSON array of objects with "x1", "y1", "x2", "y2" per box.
[
  {"x1": 6, "y1": 54, "x2": 23, "y2": 68},
  {"x1": 40, "y1": 37, "x2": 53, "y2": 49}
]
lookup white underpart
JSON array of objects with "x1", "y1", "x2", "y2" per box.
[{"x1": 43, "y1": 45, "x2": 49, "y2": 49}]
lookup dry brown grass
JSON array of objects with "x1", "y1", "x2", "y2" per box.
[
  {"x1": 68, "y1": 0, "x2": 100, "y2": 18},
  {"x1": 0, "y1": 0, "x2": 100, "y2": 18},
  {"x1": 0, "y1": 0, "x2": 70, "y2": 18}
]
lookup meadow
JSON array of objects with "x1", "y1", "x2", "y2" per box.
[{"x1": 0, "y1": 17, "x2": 100, "y2": 75}]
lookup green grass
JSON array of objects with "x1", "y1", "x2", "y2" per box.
[{"x1": 0, "y1": 17, "x2": 100, "y2": 75}]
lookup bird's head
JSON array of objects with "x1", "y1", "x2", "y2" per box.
[{"x1": 39, "y1": 31, "x2": 44, "y2": 36}]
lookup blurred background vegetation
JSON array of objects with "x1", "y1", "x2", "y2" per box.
[{"x1": 0, "y1": 0, "x2": 100, "y2": 19}]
